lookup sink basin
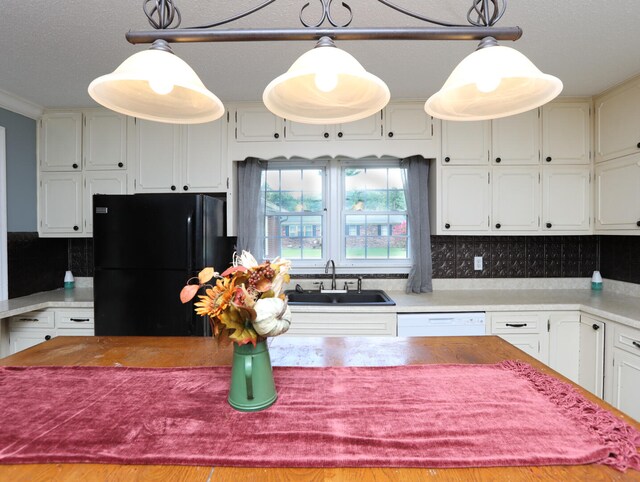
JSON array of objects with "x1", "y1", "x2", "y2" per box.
[{"x1": 285, "y1": 289, "x2": 395, "y2": 306}]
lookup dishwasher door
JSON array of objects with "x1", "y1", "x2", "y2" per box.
[{"x1": 397, "y1": 312, "x2": 486, "y2": 337}]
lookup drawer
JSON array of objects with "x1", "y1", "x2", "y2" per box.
[
  {"x1": 55, "y1": 310, "x2": 95, "y2": 329},
  {"x1": 490, "y1": 313, "x2": 542, "y2": 334},
  {"x1": 56, "y1": 328, "x2": 95, "y2": 337},
  {"x1": 612, "y1": 323, "x2": 640, "y2": 357},
  {"x1": 9, "y1": 310, "x2": 55, "y2": 330}
]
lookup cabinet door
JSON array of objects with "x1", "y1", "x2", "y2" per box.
[
  {"x1": 84, "y1": 171, "x2": 127, "y2": 233},
  {"x1": 542, "y1": 102, "x2": 591, "y2": 165},
  {"x1": 542, "y1": 166, "x2": 591, "y2": 232},
  {"x1": 285, "y1": 121, "x2": 332, "y2": 141},
  {"x1": 10, "y1": 331, "x2": 54, "y2": 354},
  {"x1": 83, "y1": 110, "x2": 127, "y2": 170},
  {"x1": 441, "y1": 120, "x2": 490, "y2": 165},
  {"x1": 39, "y1": 172, "x2": 83, "y2": 235},
  {"x1": 548, "y1": 312, "x2": 580, "y2": 384},
  {"x1": 182, "y1": 121, "x2": 227, "y2": 192},
  {"x1": 383, "y1": 103, "x2": 432, "y2": 140},
  {"x1": 492, "y1": 167, "x2": 540, "y2": 231},
  {"x1": 492, "y1": 109, "x2": 540, "y2": 165},
  {"x1": 611, "y1": 348, "x2": 640, "y2": 421},
  {"x1": 129, "y1": 118, "x2": 181, "y2": 193},
  {"x1": 595, "y1": 154, "x2": 640, "y2": 231},
  {"x1": 235, "y1": 105, "x2": 284, "y2": 142},
  {"x1": 497, "y1": 334, "x2": 545, "y2": 363},
  {"x1": 337, "y1": 112, "x2": 382, "y2": 140},
  {"x1": 440, "y1": 167, "x2": 489, "y2": 232},
  {"x1": 579, "y1": 315, "x2": 605, "y2": 398},
  {"x1": 40, "y1": 112, "x2": 82, "y2": 171},
  {"x1": 595, "y1": 79, "x2": 640, "y2": 162}
]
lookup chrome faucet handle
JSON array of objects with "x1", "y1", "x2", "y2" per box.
[
  {"x1": 343, "y1": 281, "x2": 355, "y2": 291},
  {"x1": 357, "y1": 277, "x2": 363, "y2": 293},
  {"x1": 312, "y1": 281, "x2": 324, "y2": 291}
]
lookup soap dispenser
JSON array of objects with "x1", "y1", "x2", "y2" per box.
[
  {"x1": 64, "y1": 270, "x2": 75, "y2": 289},
  {"x1": 591, "y1": 271, "x2": 603, "y2": 291}
]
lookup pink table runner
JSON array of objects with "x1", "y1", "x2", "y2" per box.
[{"x1": 0, "y1": 361, "x2": 638, "y2": 471}]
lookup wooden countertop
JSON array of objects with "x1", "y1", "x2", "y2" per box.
[{"x1": 0, "y1": 335, "x2": 638, "y2": 481}]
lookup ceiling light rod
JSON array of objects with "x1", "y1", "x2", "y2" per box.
[{"x1": 126, "y1": 26, "x2": 522, "y2": 44}]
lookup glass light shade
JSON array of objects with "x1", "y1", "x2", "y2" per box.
[
  {"x1": 88, "y1": 49, "x2": 224, "y2": 124},
  {"x1": 425, "y1": 44, "x2": 563, "y2": 121},
  {"x1": 263, "y1": 42, "x2": 390, "y2": 125}
]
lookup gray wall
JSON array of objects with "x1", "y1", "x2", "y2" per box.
[{"x1": 0, "y1": 107, "x2": 37, "y2": 231}]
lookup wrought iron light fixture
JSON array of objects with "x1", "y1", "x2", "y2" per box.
[{"x1": 89, "y1": 0, "x2": 562, "y2": 124}]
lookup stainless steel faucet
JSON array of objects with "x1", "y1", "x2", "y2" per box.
[{"x1": 324, "y1": 259, "x2": 336, "y2": 290}]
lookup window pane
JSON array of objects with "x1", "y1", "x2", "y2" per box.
[
  {"x1": 345, "y1": 237, "x2": 366, "y2": 259},
  {"x1": 389, "y1": 236, "x2": 408, "y2": 258},
  {"x1": 366, "y1": 237, "x2": 389, "y2": 259}
]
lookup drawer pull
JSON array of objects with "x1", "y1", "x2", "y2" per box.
[
  {"x1": 70, "y1": 318, "x2": 90, "y2": 322},
  {"x1": 633, "y1": 341, "x2": 640, "y2": 349},
  {"x1": 505, "y1": 323, "x2": 527, "y2": 328},
  {"x1": 18, "y1": 318, "x2": 39, "y2": 322}
]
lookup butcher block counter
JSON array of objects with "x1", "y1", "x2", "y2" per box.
[{"x1": 0, "y1": 335, "x2": 638, "y2": 482}]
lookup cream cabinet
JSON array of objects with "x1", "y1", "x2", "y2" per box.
[
  {"x1": 39, "y1": 172, "x2": 83, "y2": 236},
  {"x1": 440, "y1": 167, "x2": 490, "y2": 232},
  {"x1": 609, "y1": 323, "x2": 640, "y2": 421},
  {"x1": 383, "y1": 102, "x2": 433, "y2": 140},
  {"x1": 491, "y1": 109, "x2": 540, "y2": 165},
  {"x1": 491, "y1": 167, "x2": 540, "y2": 232},
  {"x1": 548, "y1": 312, "x2": 581, "y2": 384},
  {"x1": 542, "y1": 102, "x2": 591, "y2": 165},
  {"x1": 129, "y1": 118, "x2": 228, "y2": 194},
  {"x1": 489, "y1": 312, "x2": 548, "y2": 363},
  {"x1": 542, "y1": 166, "x2": 591, "y2": 232},
  {"x1": 8, "y1": 308, "x2": 94, "y2": 354},
  {"x1": 441, "y1": 120, "x2": 490, "y2": 165},
  {"x1": 234, "y1": 105, "x2": 284, "y2": 142},
  {"x1": 39, "y1": 112, "x2": 83, "y2": 172},
  {"x1": 595, "y1": 153, "x2": 640, "y2": 232},
  {"x1": 83, "y1": 110, "x2": 127, "y2": 171},
  {"x1": 84, "y1": 171, "x2": 127, "y2": 234},
  {"x1": 595, "y1": 77, "x2": 640, "y2": 162},
  {"x1": 286, "y1": 113, "x2": 382, "y2": 141},
  {"x1": 579, "y1": 314, "x2": 605, "y2": 397}
]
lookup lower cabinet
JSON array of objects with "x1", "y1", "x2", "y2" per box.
[
  {"x1": 285, "y1": 312, "x2": 396, "y2": 336},
  {"x1": 8, "y1": 308, "x2": 94, "y2": 354},
  {"x1": 608, "y1": 322, "x2": 640, "y2": 421},
  {"x1": 488, "y1": 312, "x2": 549, "y2": 363},
  {"x1": 578, "y1": 314, "x2": 606, "y2": 397}
]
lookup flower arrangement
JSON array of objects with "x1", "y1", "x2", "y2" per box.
[{"x1": 180, "y1": 251, "x2": 292, "y2": 346}]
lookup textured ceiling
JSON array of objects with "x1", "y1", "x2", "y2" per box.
[{"x1": 1, "y1": 0, "x2": 640, "y2": 109}]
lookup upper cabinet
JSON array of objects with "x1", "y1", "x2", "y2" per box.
[
  {"x1": 491, "y1": 109, "x2": 540, "y2": 165},
  {"x1": 83, "y1": 110, "x2": 127, "y2": 170},
  {"x1": 441, "y1": 120, "x2": 490, "y2": 165},
  {"x1": 542, "y1": 102, "x2": 591, "y2": 165},
  {"x1": 595, "y1": 77, "x2": 640, "y2": 162},
  {"x1": 383, "y1": 102, "x2": 433, "y2": 140},
  {"x1": 39, "y1": 112, "x2": 82, "y2": 171},
  {"x1": 595, "y1": 153, "x2": 640, "y2": 231},
  {"x1": 234, "y1": 105, "x2": 284, "y2": 142}
]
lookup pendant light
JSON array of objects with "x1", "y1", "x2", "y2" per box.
[
  {"x1": 88, "y1": 40, "x2": 224, "y2": 124},
  {"x1": 263, "y1": 37, "x2": 390, "y2": 125},
  {"x1": 425, "y1": 37, "x2": 563, "y2": 121}
]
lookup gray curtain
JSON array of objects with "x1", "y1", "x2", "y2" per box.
[
  {"x1": 401, "y1": 155, "x2": 433, "y2": 293},
  {"x1": 236, "y1": 157, "x2": 266, "y2": 260}
]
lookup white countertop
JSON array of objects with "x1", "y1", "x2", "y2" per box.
[{"x1": 1, "y1": 286, "x2": 639, "y2": 331}]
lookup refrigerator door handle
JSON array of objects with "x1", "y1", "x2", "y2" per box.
[{"x1": 187, "y1": 213, "x2": 194, "y2": 271}]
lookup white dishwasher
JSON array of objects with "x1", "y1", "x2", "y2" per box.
[{"x1": 397, "y1": 312, "x2": 486, "y2": 336}]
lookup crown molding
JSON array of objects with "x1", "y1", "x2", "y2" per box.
[{"x1": 0, "y1": 88, "x2": 43, "y2": 120}]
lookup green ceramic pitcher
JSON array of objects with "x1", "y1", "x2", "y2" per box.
[{"x1": 228, "y1": 340, "x2": 277, "y2": 412}]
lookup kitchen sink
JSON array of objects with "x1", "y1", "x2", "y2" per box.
[{"x1": 285, "y1": 289, "x2": 395, "y2": 306}]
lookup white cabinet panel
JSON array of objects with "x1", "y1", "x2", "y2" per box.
[
  {"x1": 183, "y1": 121, "x2": 227, "y2": 192},
  {"x1": 10, "y1": 332, "x2": 54, "y2": 354},
  {"x1": 611, "y1": 348, "x2": 640, "y2": 421},
  {"x1": 548, "y1": 312, "x2": 580, "y2": 384},
  {"x1": 84, "y1": 171, "x2": 127, "y2": 233},
  {"x1": 492, "y1": 167, "x2": 540, "y2": 231},
  {"x1": 440, "y1": 167, "x2": 489, "y2": 232},
  {"x1": 235, "y1": 105, "x2": 283, "y2": 142},
  {"x1": 595, "y1": 154, "x2": 640, "y2": 231},
  {"x1": 498, "y1": 334, "x2": 545, "y2": 362},
  {"x1": 441, "y1": 120, "x2": 490, "y2": 165},
  {"x1": 40, "y1": 112, "x2": 82, "y2": 171},
  {"x1": 83, "y1": 110, "x2": 127, "y2": 170},
  {"x1": 286, "y1": 121, "x2": 331, "y2": 141},
  {"x1": 492, "y1": 109, "x2": 540, "y2": 165},
  {"x1": 595, "y1": 79, "x2": 640, "y2": 162},
  {"x1": 542, "y1": 102, "x2": 591, "y2": 165},
  {"x1": 384, "y1": 103, "x2": 432, "y2": 140},
  {"x1": 39, "y1": 172, "x2": 83, "y2": 235},
  {"x1": 489, "y1": 312, "x2": 548, "y2": 364},
  {"x1": 337, "y1": 113, "x2": 382, "y2": 140},
  {"x1": 542, "y1": 166, "x2": 591, "y2": 232},
  {"x1": 579, "y1": 315, "x2": 605, "y2": 398}
]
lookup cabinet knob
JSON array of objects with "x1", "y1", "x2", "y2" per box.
[
  {"x1": 274, "y1": 133, "x2": 279, "y2": 139},
  {"x1": 444, "y1": 223, "x2": 451, "y2": 229},
  {"x1": 170, "y1": 185, "x2": 176, "y2": 191},
  {"x1": 323, "y1": 132, "x2": 329, "y2": 139},
  {"x1": 183, "y1": 185, "x2": 189, "y2": 191},
  {"x1": 72, "y1": 163, "x2": 78, "y2": 169},
  {"x1": 118, "y1": 162, "x2": 124, "y2": 168},
  {"x1": 545, "y1": 156, "x2": 552, "y2": 162},
  {"x1": 637, "y1": 142, "x2": 640, "y2": 149},
  {"x1": 495, "y1": 223, "x2": 501, "y2": 229},
  {"x1": 546, "y1": 222, "x2": 552, "y2": 228},
  {"x1": 633, "y1": 341, "x2": 640, "y2": 349},
  {"x1": 637, "y1": 221, "x2": 640, "y2": 227},
  {"x1": 337, "y1": 132, "x2": 343, "y2": 138},
  {"x1": 444, "y1": 157, "x2": 450, "y2": 163},
  {"x1": 45, "y1": 335, "x2": 51, "y2": 341},
  {"x1": 388, "y1": 132, "x2": 394, "y2": 138},
  {"x1": 592, "y1": 324, "x2": 600, "y2": 331},
  {"x1": 495, "y1": 157, "x2": 501, "y2": 163},
  {"x1": 73, "y1": 225, "x2": 79, "y2": 231}
]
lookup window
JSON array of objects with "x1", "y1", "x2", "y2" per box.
[{"x1": 262, "y1": 159, "x2": 409, "y2": 272}]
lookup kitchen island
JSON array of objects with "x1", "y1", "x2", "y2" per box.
[{"x1": 0, "y1": 335, "x2": 638, "y2": 481}]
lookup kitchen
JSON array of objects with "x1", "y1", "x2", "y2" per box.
[{"x1": 1, "y1": 0, "x2": 640, "y2": 479}]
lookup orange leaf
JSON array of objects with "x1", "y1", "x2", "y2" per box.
[
  {"x1": 180, "y1": 284, "x2": 200, "y2": 303},
  {"x1": 198, "y1": 267, "x2": 216, "y2": 284},
  {"x1": 221, "y1": 265, "x2": 248, "y2": 277}
]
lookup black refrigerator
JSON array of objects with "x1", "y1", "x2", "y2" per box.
[{"x1": 93, "y1": 193, "x2": 236, "y2": 336}]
